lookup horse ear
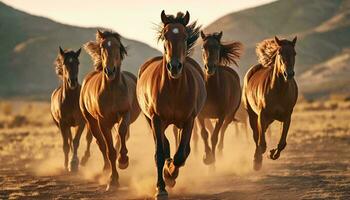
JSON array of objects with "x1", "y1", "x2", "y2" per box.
[
  {"x1": 183, "y1": 11, "x2": 190, "y2": 25},
  {"x1": 200, "y1": 31, "x2": 206, "y2": 40},
  {"x1": 59, "y1": 46, "x2": 64, "y2": 57},
  {"x1": 97, "y1": 29, "x2": 104, "y2": 39},
  {"x1": 292, "y1": 36, "x2": 297, "y2": 46},
  {"x1": 274, "y1": 36, "x2": 282, "y2": 46},
  {"x1": 75, "y1": 48, "x2": 81, "y2": 57},
  {"x1": 217, "y1": 31, "x2": 223, "y2": 41},
  {"x1": 161, "y1": 10, "x2": 169, "y2": 24}
]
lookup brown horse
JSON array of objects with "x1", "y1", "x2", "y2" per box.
[
  {"x1": 51, "y1": 47, "x2": 93, "y2": 172},
  {"x1": 197, "y1": 31, "x2": 242, "y2": 165},
  {"x1": 243, "y1": 36, "x2": 298, "y2": 171},
  {"x1": 137, "y1": 11, "x2": 206, "y2": 199},
  {"x1": 80, "y1": 30, "x2": 140, "y2": 190}
]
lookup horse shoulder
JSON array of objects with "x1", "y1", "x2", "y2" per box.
[
  {"x1": 186, "y1": 57, "x2": 205, "y2": 79},
  {"x1": 138, "y1": 56, "x2": 163, "y2": 78}
]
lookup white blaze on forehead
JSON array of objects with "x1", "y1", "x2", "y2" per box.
[
  {"x1": 172, "y1": 28, "x2": 179, "y2": 34},
  {"x1": 69, "y1": 58, "x2": 73, "y2": 63},
  {"x1": 107, "y1": 41, "x2": 111, "y2": 47}
]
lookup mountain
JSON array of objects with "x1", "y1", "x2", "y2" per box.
[
  {"x1": 195, "y1": 0, "x2": 350, "y2": 98},
  {"x1": 0, "y1": 2, "x2": 160, "y2": 98}
]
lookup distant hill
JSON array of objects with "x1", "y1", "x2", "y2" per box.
[
  {"x1": 0, "y1": 2, "x2": 160, "y2": 98},
  {"x1": 194, "y1": 0, "x2": 350, "y2": 98}
]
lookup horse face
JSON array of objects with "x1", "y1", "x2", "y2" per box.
[
  {"x1": 163, "y1": 23, "x2": 188, "y2": 79},
  {"x1": 201, "y1": 33, "x2": 221, "y2": 76},
  {"x1": 60, "y1": 47, "x2": 80, "y2": 89},
  {"x1": 275, "y1": 37, "x2": 297, "y2": 81},
  {"x1": 100, "y1": 36, "x2": 122, "y2": 80}
]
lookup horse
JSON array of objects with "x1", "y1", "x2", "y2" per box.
[
  {"x1": 243, "y1": 36, "x2": 298, "y2": 171},
  {"x1": 197, "y1": 31, "x2": 242, "y2": 165},
  {"x1": 137, "y1": 11, "x2": 206, "y2": 199},
  {"x1": 80, "y1": 30, "x2": 140, "y2": 190},
  {"x1": 50, "y1": 47, "x2": 93, "y2": 172}
]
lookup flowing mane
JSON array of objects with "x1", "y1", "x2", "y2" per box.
[
  {"x1": 156, "y1": 12, "x2": 201, "y2": 56},
  {"x1": 83, "y1": 30, "x2": 127, "y2": 71},
  {"x1": 54, "y1": 53, "x2": 64, "y2": 79},
  {"x1": 203, "y1": 32, "x2": 243, "y2": 67}
]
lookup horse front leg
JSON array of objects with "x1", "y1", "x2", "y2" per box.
[
  {"x1": 270, "y1": 116, "x2": 291, "y2": 160},
  {"x1": 151, "y1": 115, "x2": 168, "y2": 199},
  {"x1": 173, "y1": 125, "x2": 180, "y2": 149},
  {"x1": 164, "y1": 117, "x2": 194, "y2": 188},
  {"x1": 210, "y1": 117, "x2": 224, "y2": 164},
  {"x1": 70, "y1": 123, "x2": 85, "y2": 172},
  {"x1": 218, "y1": 118, "x2": 230, "y2": 154},
  {"x1": 99, "y1": 120, "x2": 118, "y2": 191},
  {"x1": 81, "y1": 129, "x2": 93, "y2": 166},
  {"x1": 117, "y1": 112, "x2": 131, "y2": 169},
  {"x1": 198, "y1": 117, "x2": 212, "y2": 165},
  {"x1": 59, "y1": 124, "x2": 71, "y2": 172}
]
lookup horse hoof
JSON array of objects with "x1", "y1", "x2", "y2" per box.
[
  {"x1": 253, "y1": 157, "x2": 263, "y2": 171},
  {"x1": 155, "y1": 188, "x2": 168, "y2": 200},
  {"x1": 203, "y1": 153, "x2": 215, "y2": 165},
  {"x1": 118, "y1": 156, "x2": 129, "y2": 170},
  {"x1": 163, "y1": 159, "x2": 178, "y2": 188},
  {"x1": 106, "y1": 178, "x2": 119, "y2": 192},
  {"x1": 80, "y1": 154, "x2": 90, "y2": 166},
  {"x1": 69, "y1": 158, "x2": 79, "y2": 173},
  {"x1": 269, "y1": 149, "x2": 280, "y2": 160}
]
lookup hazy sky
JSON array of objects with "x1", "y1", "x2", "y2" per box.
[{"x1": 2, "y1": 0, "x2": 275, "y2": 50}]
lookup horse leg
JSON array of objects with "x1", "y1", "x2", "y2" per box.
[
  {"x1": 270, "y1": 116, "x2": 291, "y2": 160},
  {"x1": 206, "y1": 119, "x2": 214, "y2": 133},
  {"x1": 85, "y1": 114, "x2": 110, "y2": 172},
  {"x1": 210, "y1": 117, "x2": 224, "y2": 164},
  {"x1": 81, "y1": 129, "x2": 93, "y2": 166},
  {"x1": 117, "y1": 113, "x2": 131, "y2": 170},
  {"x1": 150, "y1": 115, "x2": 168, "y2": 198},
  {"x1": 59, "y1": 124, "x2": 70, "y2": 171},
  {"x1": 192, "y1": 119, "x2": 199, "y2": 154},
  {"x1": 99, "y1": 120, "x2": 119, "y2": 191},
  {"x1": 198, "y1": 117, "x2": 213, "y2": 165},
  {"x1": 173, "y1": 125, "x2": 180, "y2": 149},
  {"x1": 70, "y1": 123, "x2": 84, "y2": 172},
  {"x1": 218, "y1": 119, "x2": 230, "y2": 154},
  {"x1": 164, "y1": 117, "x2": 194, "y2": 188},
  {"x1": 247, "y1": 108, "x2": 261, "y2": 171}
]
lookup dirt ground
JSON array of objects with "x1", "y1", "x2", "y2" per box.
[{"x1": 0, "y1": 101, "x2": 349, "y2": 200}]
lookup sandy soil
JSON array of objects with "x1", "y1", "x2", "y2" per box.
[{"x1": 0, "y1": 101, "x2": 349, "y2": 200}]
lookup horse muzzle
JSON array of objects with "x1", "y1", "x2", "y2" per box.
[
  {"x1": 283, "y1": 70, "x2": 295, "y2": 81},
  {"x1": 104, "y1": 67, "x2": 116, "y2": 80},
  {"x1": 167, "y1": 60, "x2": 183, "y2": 79},
  {"x1": 68, "y1": 78, "x2": 78, "y2": 89},
  {"x1": 205, "y1": 65, "x2": 216, "y2": 76}
]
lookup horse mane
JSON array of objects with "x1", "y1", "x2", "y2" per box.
[
  {"x1": 203, "y1": 33, "x2": 243, "y2": 67},
  {"x1": 156, "y1": 12, "x2": 201, "y2": 56},
  {"x1": 83, "y1": 30, "x2": 127, "y2": 71},
  {"x1": 219, "y1": 42, "x2": 243, "y2": 67},
  {"x1": 256, "y1": 38, "x2": 281, "y2": 67}
]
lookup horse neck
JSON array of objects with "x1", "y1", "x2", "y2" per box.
[{"x1": 205, "y1": 66, "x2": 220, "y2": 86}]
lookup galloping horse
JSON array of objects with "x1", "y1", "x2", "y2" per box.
[
  {"x1": 198, "y1": 31, "x2": 242, "y2": 165},
  {"x1": 51, "y1": 47, "x2": 93, "y2": 172},
  {"x1": 80, "y1": 30, "x2": 140, "y2": 190},
  {"x1": 243, "y1": 36, "x2": 298, "y2": 171},
  {"x1": 137, "y1": 11, "x2": 206, "y2": 198}
]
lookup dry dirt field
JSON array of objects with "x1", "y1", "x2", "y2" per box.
[{"x1": 0, "y1": 100, "x2": 349, "y2": 200}]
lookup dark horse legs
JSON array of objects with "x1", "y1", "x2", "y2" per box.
[
  {"x1": 270, "y1": 116, "x2": 291, "y2": 160},
  {"x1": 80, "y1": 129, "x2": 93, "y2": 166},
  {"x1": 70, "y1": 123, "x2": 85, "y2": 172},
  {"x1": 59, "y1": 124, "x2": 71, "y2": 171},
  {"x1": 164, "y1": 117, "x2": 194, "y2": 188}
]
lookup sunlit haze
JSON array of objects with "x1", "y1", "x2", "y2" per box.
[{"x1": 2, "y1": 0, "x2": 275, "y2": 50}]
